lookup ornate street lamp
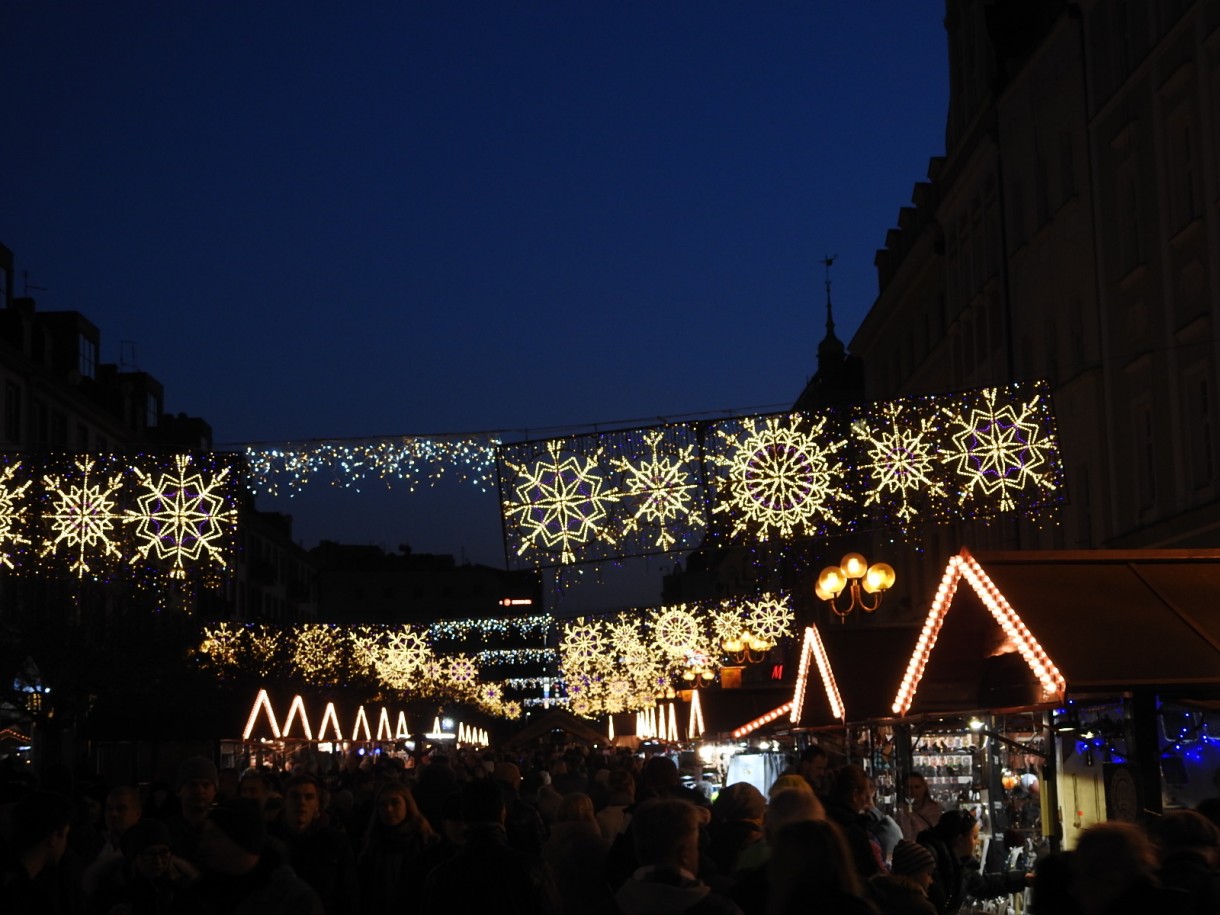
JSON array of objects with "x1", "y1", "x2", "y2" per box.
[{"x1": 815, "y1": 552, "x2": 896, "y2": 620}]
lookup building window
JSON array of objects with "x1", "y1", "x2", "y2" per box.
[
  {"x1": 1167, "y1": 114, "x2": 1199, "y2": 231},
  {"x1": 146, "y1": 393, "x2": 160, "y2": 428},
  {"x1": 4, "y1": 381, "x2": 20, "y2": 444},
  {"x1": 78, "y1": 333, "x2": 97, "y2": 380},
  {"x1": 1186, "y1": 371, "x2": 1214, "y2": 489},
  {"x1": 1134, "y1": 398, "x2": 1156, "y2": 510},
  {"x1": 1059, "y1": 132, "x2": 1076, "y2": 204}
]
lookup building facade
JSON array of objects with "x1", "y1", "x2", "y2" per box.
[{"x1": 851, "y1": 0, "x2": 1220, "y2": 601}]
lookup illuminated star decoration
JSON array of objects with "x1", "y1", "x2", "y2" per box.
[
  {"x1": 711, "y1": 413, "x2": 851, "y2": 541},
  {"x1": 0, "y1": 461, "x2": 33, "y2": 569},
  {"x1": 501, "y1": 439, "x2": 620, "y2": 564},
  {"x1": 853, "y1": 400, "x2": 947, "y2": 525},
  {"x1": 41, "y1": 457, "x2": 125, "y2": 578},
  {"x1": 125, "y1": 454, "x2": 238, "y2": 579},
  {"x1": 941, "y1": 387, "x2": 1059, "y2": 512},
  {"x1": 610, "y1": 429, "x2": 702, "y2": 551}
]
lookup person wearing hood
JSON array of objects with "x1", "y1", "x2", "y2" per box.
[{"x1": 608, "y1": 797, "x2": 742, "y2": 914}]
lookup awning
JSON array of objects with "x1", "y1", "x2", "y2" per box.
[{"x1": 896, "y1": 548, "x2": 1220, "y2": 718}]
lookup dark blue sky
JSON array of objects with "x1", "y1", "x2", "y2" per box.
[{"x1": 2, "y1": 3, "x2": 947, "y2": 609}]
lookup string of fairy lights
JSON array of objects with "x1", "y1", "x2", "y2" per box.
[{"x1": 0, "y1": 382, "x2": 1060, "y2": 584}]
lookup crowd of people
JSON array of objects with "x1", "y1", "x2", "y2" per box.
[{"x1": 1, "y1": 742, "x2": 1218, "y2": 914}]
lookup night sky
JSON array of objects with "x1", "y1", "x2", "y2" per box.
[{"x1": 2, "y1": 3, "x2": 947, "y2": 610}]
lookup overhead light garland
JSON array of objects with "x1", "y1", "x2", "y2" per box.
[
  {"x1": 499, "y1": 381, "x2": 1063, "y2": 569},
  {"x1": 197, "y1": 621, "x2": 534, "y2": 719},
  {"x1": 558, "y1": 593, "x2": 795, "y2": 718}
]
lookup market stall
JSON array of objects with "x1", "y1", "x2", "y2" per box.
[{"x1": 890, "y1": 547, "x2": 1220, "y2": 855}]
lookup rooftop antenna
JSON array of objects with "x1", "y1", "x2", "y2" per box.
[
  {"x1": 821, "y1": 254, "x2": 838, "y2": 338},
  {"x1": 21, "y1": 271, "x2": 48, "y2": 296}
]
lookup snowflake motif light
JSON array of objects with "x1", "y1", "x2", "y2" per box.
[
  {"x1": 124, "y1": 454, "x2": 238, "y2": 579},
  {"x1": 853, "y1": 401, "x2": 946, "y2": 524},
  {"x1": 41, "y1": 457, "x2": 125, "y2": 577},
  {"x1": 712, "y1": 414, "x2": 850, "y2": 541},
  {"x1": 294, "y1": 625, "x2": 344, "y2": 684},
  {"x1": 502, "y1": 439, "x2": 620, "y2": 564},
  {"x1": 199, "y1": 623, "x2": 243, "y2": 670},
  {"x1": 941, "y1": 388, "x2": 1058, "y2": 512},
  {"x1": 0, "y1": 462, "x2": 32, "y2": 569},
  {"x1": 651, "y1": 606, "x2": 703, "y2": 657},
  {"x1": 446, "y1": 655, "x2": 480, "y2": 687},
  {"x1": 744, "y1": 595, "x2": 795, "y2": 644},
  {"x1": 611, "y1": 430, "x2": 701, "y2": 551},
  {"x1": 377, "y1": 629, "x2": 434, "y2": 689},
  {"x1": 710, "y1": 604, "x2": 749, "y2": 644}
]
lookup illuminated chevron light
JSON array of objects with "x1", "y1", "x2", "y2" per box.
[
  {"x1": 688, "y1": 689, "x2": 705, "y2": 740},
  {"x1": 243, "y1": 688, "x2": 281, "y2": 739},
  {"x1": 790, "y1": 625, "x2": 844, "y2": 724},
  {"x1": 352, "y1": 707, "x2": 373, "y2": 741},
  {"x1": 318, "y1": 703, "x2": 343, "y2": 741},
  {"x1": 282, "y1": 695, "x2": 313, "y2": 740},
  {"x1": 732, "y1": 703, "x2": 793, "y2": 739},
  {"x1": 892, "y1": 548, "x2": 1065, "y2": 716}
]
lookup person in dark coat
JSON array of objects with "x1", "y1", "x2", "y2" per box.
[
  {"x1": 356, "y1": 781, "x2": 438, "y2": 914},
  {"x1": 868, "y1": 839, "x2": 938, "y2": 915},
  {"x1": 607, "y1": 797, "x2": 742, "y2": 915},
  {"x1": 917, "y1": 809, "x2": 1027, "y2": 914},
  {"x1": 90, "y1": 817, "x2": 198, "y2": 915},
  {"x1": 268, "y1": 773, "x2": 358, "y2": 915},
  {"x1": 824, "y1": 765, "x2": 885, "y2": 881},
  {"x1": 421, "y1": 778, "x2": 559, "y2": 914},
  {"x1": 1153, "y1": 809, "x2": 1220, "y2": 915},
  {"x1": 185, "y1": 797, "x2": 323, "y2": 915},
  {"x1": 1071, "y1": 821, "x2": 1170, "y2": 915},
  {"x1": 767, "y1": 819, "x2": 878, "y2": 915},
  {"x1": 0, "y1": 789, "x2": 72, "y2": 915}
]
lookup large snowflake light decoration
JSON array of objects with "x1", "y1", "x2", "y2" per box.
[
  {"x1": 41, "y1": 457, "x2": 125, "y2": 577},
  {"x1": 502, "y1": 439, "x2": 620, "y2": 564},
  {"x1": 0, "y1": 462, "x2": 32, "y2": 569},
  {"x1": 853, "y1": 401, "x2": 946, "y2": 524},
  {"x1": 941, "y1": 388, "x2": 1059, "y2": 512},
  {"x1": 651, "y1": 606, "x2": 703, "y2": 656},
  {"x1": 611, "y1": 430, "x2": 701, "y2": 551},
  {"x1": 125, "y1": 454, "x2": 237, "y2": 579},
  {"x1": 711, "y1": 413, "x2": 851, "y2": 541},
  {"x1": 743, "y1": 595, "x2": 795, "y2": 645}
]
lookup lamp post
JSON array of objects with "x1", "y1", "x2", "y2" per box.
[
  {"x1": 721, "y1": 631, "x2": 774, "y2": 664},
  {"x1": 815, "y1": 552, "x2": 896, "y2": 620}
]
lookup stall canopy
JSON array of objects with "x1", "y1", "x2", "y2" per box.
[
  {"x1": 506, "y1": 708, "x2": 610, "y2": 748},
  {"x1": 895, "y1": 548, "x2": 1220, "y2": 718},
  {"x1": 790, "y1": 625, "x2": 917, "y2": 729}
]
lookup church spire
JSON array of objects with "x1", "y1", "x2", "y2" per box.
[{"x1": 818, "y1": 254, "x2": 844, "y2": 362}]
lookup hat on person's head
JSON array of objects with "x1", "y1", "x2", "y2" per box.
[
  {"x1": 208, "y1": 798, "x2": 266, "y2": 855},
  {"x1": 891, "y1": 839, "x2": 936, "y2": 878},
  {"x1": 769, "y1": 774, "x2": 813, "y2": 797},
  {"x1": 177, "y1": 755, "x2": 219, "y2": 789},
  {"x1": 493, "y1": 762, "x2": 522, "y2": 790},
  {"x1": 715, "y1": 782, "x2": 766, "y2": 822},
  {"x1": 121, "y1": 818, "x2": 172, "y2": 858}
]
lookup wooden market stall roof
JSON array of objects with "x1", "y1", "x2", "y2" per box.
[
  {"x1": 789, "y1": 624, "x2": 918, "y2": 729},
  {"x1": 894, "y1": 548, "x2": 1220, "y2": 718},
  {"x1": 506, "y1": 708, "x2": 610, "y2": 748}
]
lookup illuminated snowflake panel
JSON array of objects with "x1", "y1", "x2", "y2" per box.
[{"x1": 41, "y1": 457, "x2": 125, "y2": 578}]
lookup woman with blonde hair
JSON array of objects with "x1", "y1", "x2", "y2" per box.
[
  {"x1": 356, "y1": 781, "x2": 439, "y2": 913},
  {"x1": 543, "y1": 792, "x2": 611, "y2": 914}
]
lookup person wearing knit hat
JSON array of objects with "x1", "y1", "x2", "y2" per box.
[
  {"x1": 891, "y1": 839, "x2": 937, "y2": 885},
  {"x1": 867, "y1": 839, "x2": 938, "y2": 915},
  {"x1": 188, "y1": 798, "x2": 324, "y2": 914},
  {"x1": 166, "y1": 756, "x2": 219, "y2": 867}
]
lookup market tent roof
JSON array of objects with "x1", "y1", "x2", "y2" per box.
[
  {"x1": 506, "y1": 708, "x2": 609, "y2": 747},
  {"x1": 898, "y1": 548, "x2": 1220, "y2": 717},
  {"x1": 694, "y1": 685, "x2": 794, "y2": 738},
  {"x1": 791, "y1": 624, "x2": 918, "y2": 729}
]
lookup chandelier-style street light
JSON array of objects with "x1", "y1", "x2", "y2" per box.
[
  {"x1": 721, "y1": 631, "x2": 773, "y2": 664},
  {"x1": 815, "y1": 552, "x2": 896, "y2": 620}
]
